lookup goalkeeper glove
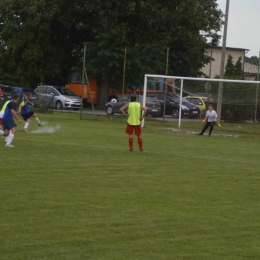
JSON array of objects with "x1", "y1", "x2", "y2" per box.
[
  {"x1": 202, "y1": 119, "x2": 206, "y2": 124},
  {"x1": 218, "y1": 123, "x2": 222, "y2": 127}
]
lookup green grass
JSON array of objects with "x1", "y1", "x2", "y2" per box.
[{"x1": 1, "y1": 113, "x2": 260, "y2": 260}]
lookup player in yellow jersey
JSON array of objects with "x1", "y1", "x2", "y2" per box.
[
  {"x1": 0, "y1": 100, "x2": 11, "y2": 141},
  {"x1": 120, "y1": 95, "x2": 147, "y2": 152}
]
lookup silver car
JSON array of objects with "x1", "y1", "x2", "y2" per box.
[{"x1": 35, "y1": 85, "x2": 82, "y2": 110}]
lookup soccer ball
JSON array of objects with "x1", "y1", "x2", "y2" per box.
[{"x1": 111, "y1": 98, "x2": 117, "y2": 104}]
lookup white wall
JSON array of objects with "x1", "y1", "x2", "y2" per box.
[{"x1": 202, "y1": 48, "x2": 245, "y2": 78}]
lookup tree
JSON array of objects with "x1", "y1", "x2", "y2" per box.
[
  {"x1": 234, "y1": 56, "x2": 244, "y2": 80},
  {"x1": 245, "y1": 56, "x2": 259, "y2": 66},
  {"x1": 0, "y1": 0, "x2": 88, "y2": 87},
  {"x1": 224, "y1": 55, "x2": 244, "y2": 80},
  {"x1": 224, "y1": 55, "x2": 235, "y2": 78},
  {"x1": 0, "y1": 0, "x2": 223, "y2": 106},
  {"x1": 74, "y1": 0, "x2": 223, "y2": 105}
]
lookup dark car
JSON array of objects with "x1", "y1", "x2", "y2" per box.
[
  {"x1": 11, "y1": 86, "x2": 37, "y2": 101},
  {"x1": 105, "y1": 94, "x2": 161, "y2": 117},
  {"x1": 147, "y1": 92, "x2": 200, "y2": 118},
  {"x1": 0, "y1": 84, "x2": 15, "y2": 102}
]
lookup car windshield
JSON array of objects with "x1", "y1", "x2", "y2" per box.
[
  {"x1": 169, "y1": 95, "x2": 189, "y2": 103},
  {"x1": 181, "y1": 98, "x2": 190, "y2": 103},
  {"x1": 57, "y1": 87, "x2": 76, "y2": 96},
  {"x1": 1, "y1": 87, "x2": 12, "y2": 93},
  {"x1": 23, "y1": 88, "x2": 35, "y2": 94},
  {"x1": 146, "y1": 97, "x2": 158, "y2": 102}
]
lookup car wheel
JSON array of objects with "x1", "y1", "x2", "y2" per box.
[
  {"x1": 106, "y1": 105, "x2": 114, "y2": 115},
  {"x1": 56, "y1": 101, "x2": 63, "y2": 110},
  {"x1": 172, "y1": 109, "x2": 179, "y2": 118},
  {"x1": 151, "y1": 115, "x2": 158, "y2": 118}
]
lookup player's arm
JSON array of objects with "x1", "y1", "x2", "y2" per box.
[
  {"x1": 27, "y1": 99, "x2": 34, "y2": 106},
  {"x1": 216, "y1": 116, "x2": 221, "y2": 127},
  {"x1": 119, "y1": 104, "x2": 129, "y2": 117},
  {"x1": 23, "y1": 95, "x2": 34, "y2": 106},
  {"x1": 17, "y1": 105, "x2": 22, "y2": 113},
  {"x1": 10, "y1": 108, "x2": 22, "y2": 123},
  {"x1": 140, "y1": 105, "x2": 147, "y2": 120},
  {"x1": 202, "y1": 116, "x2": 208, "y2": 123},
  {"x1": 18, "y1": 100, "x2": 26, "y2": 113}
]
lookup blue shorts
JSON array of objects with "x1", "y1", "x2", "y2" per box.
[
  {"x1": 21, "y1": 111, "x2": 34, "y2": 121},
  {"x1": 2, "y1": 119, "x2": 17, "y2": 130}
]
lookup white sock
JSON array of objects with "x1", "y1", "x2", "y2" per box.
[
  {"x1": 6, "y1": 133, "x2": 14, "y2": 145},
  {"x1": 5, "y1": 130, "x2": 10, "y2": 142},
  {"x1": 24, "y1": 122, "x2": 29, "y2": 129},
  {"x1": 0, "y1": 130, "x2": 4, "y2": 135},
  {"x1": 35, "y1": 118, "x2": 41, "y2": 124}
]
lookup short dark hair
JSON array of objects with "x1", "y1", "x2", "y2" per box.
[
  {"x1": 26, "y1": 92, "x2": 32, "y2": 96},
  {"x1": 130, "y1": 95, "x2": 137, "y2": 102},
  {"x1": 12, "y1": 94, "x2": 19, "y2": 100}
]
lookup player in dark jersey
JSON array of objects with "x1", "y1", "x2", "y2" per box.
[
  {"x1": 2, "y1": 94, "x2": 22, "y2": 147},
  {"x1": 18, "y1": 92, "x2": 45, "y2": 132}
]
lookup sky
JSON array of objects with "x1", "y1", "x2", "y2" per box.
[{"x1": 216, "y1": 0, "x2": 260, "y2": 57}]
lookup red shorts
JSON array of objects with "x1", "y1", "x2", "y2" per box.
[
  {"x1": 126, "y1": 123, "x2": 141, "y2": 136},
  {"x1": 0, "y1": 118, "x2": 2, "y2": 125}
]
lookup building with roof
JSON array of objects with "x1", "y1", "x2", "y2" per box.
[
  {"x1": 202, "y1": 46, "x2": 249, "y2": 79},
  {"x1": 243, "y1": 62, "x2": 259, "y2": 81}
]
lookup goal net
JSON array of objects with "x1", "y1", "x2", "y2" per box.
[{"x1": 143, "y1": 75, "x2": 260, "y2": 129}]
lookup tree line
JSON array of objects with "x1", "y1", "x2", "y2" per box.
[{"x1": 0, "y1": 0, "x2": 223, "y2": 105}]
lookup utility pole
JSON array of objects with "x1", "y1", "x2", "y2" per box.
[
  {"x1": 254, "y1": 51, "x2": 260, "y2": 126},
  {"x1": 209, "y1": 49, "x2": 212, "y2": 78},
  {"x1": 163, "y1": 48, "x2": 169, "y2": 122},
  {"x1": 217, "y1": 0, "x2": 230, "y2": 121}
]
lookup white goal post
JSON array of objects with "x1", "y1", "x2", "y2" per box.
[{"x1": 142, "y1": 74, "x2": 260, "y2": 128}]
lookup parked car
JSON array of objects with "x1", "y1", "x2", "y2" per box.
[
  {"x1": 0, "y1": 84, "x2": 15, "y2": 102},
  {"x1": 35, "y1": 85, "x2": 82, "y2": 110},
  {"x1": 193, "y1": 93, "x2": 214, "y2": 102},
  {"x1": 11, "y1": 86, "x2": 37, "y2": 101},
  {"x1": 184, "y1": 96, "x2": 207, "y2": 111},
  {"x1": 105, "y1": 94, "x2": 161, "y2": 117},
  {"x1": 147, "y1": 92, "x2": 200, "y2": 118}
]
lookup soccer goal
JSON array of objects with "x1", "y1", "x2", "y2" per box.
[{"x1": 142, "y1": 74, "x2": 260, "y2": 129}]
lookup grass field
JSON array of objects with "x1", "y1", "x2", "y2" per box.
[{"x1": 1, "y1": 112, "x2": 260, "y2": 260}]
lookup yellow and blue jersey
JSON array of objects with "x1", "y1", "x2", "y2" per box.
[{"x1": 20, "y1": 98, "x2": 31, "y2": 115}]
